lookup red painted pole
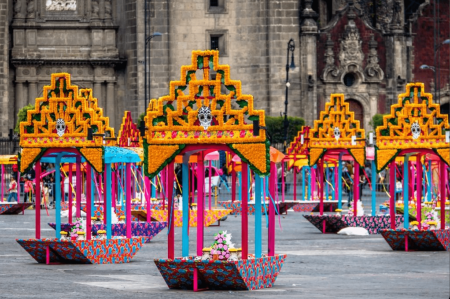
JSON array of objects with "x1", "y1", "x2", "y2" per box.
[
  {"x1": 35, "y1": 162, "x2": 41, "y2": 239},
  {"x1": 68, "y1": 163, "x2": 73, "y2": 223},
  {"x1": 167, "y1": 161, "x2": 175, "y2": 259},
  {"x1": 268, "y1": 162, "x2": 276, "y2": 256},
  {"x1": 389, "y1": 161, "x2": 396, "y2": 229},
  {"x1": 86, "y1": 164, "x2": 92, "y2": 240},
  {"x1": 197, "y1": 153, "x2": 205, "y2": 256},
  {"x1": 416, "y1": 155, "x2": 423, "y2": 230},
  {"x1": 241, "y1": 162, "x2": 248, "y2": 259}
]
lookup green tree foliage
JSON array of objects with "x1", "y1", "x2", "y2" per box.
[
  {"x1": 14, "y1": 104, "x2": 34, "y2": 133},
  {"x1": 265, "y1": 116, "x2": 305, "y2": 145},
  {"x1": 369, "y1": 114, "x2": 385, "y2": 131}
]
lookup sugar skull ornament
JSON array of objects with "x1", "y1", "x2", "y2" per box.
[
  {"x1": 333, "y1": 127, "x2": 341, "y2": 141},
  {"x1": 198, "y1": 106, "x2": 212, "y2": 130},
  {"x1": 56, "y1": 118, "x2": 66, "y2": 137},
  {"x1": 411, "y1": 121, "x2": 421, "y2": 140}
]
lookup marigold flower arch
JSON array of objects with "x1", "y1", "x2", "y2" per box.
[
  {"x1": 143, "y1": 50, "x2": 270, "y2": 179},
  {"x1": 375, "y1": 82, "x2": 450, "y2": 172},
  {"x1": 309, "y1": 93, "x2": 366, "y2": 167},
  {"x1": 18, "y1": 73, "x2": 115, "y2": 173}
]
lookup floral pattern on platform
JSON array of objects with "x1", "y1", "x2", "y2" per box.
[
  {"x1": 381, "y1": 229, "x2": 450, "y2": 251},
  {"x1": 150, "y1": 209, "x2": 232, "y2": 227},
  {"x1": 218, "y1": 201, "x2": 297, "y2": 216},
  {"x1": 293, "y1": 202, "x2": 342, "y2": 213},
  {"x1": 48, "y1": 222, "x2": 167, "y2": 243},
  {"x1": 16, "y1": 237, "x2": 144, "y2": 264},
  {"x1": 0, "y1": 203, "x2": 32, "y2": 215},
  {"x1": 303, "y1": 215, "x2": 403, "y2": 234},
  {"x1": 154, "y1": 254, "x2": 286, "y2": 290}
]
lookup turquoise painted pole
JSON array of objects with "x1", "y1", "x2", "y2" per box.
[
  {"x1": 302, "y1": 167, "x2": 306, "y2": 201},
  {"x1": 182, "y1": 158, "x2": 189, "y2": 257},
  {"x1": 254, "y1": 173, "x2": 262, "y2": 258},
  {"x1": 371, "y1": 160, "x2": 376, "y2": 216},
  {"x1": 238, "y1": 171, "x2": 242, "y2": 202},
  {"x1": 55, "y1": 154, "x2": 62, "y2": 238},
  {"x1": 427, "y1": 160, "x2": 432, "y2": 202},
  {"x1": 151, "y1": 177, "x2": 156, "y2": 198},
  {"x1": 403, "y1": 155, "x2": 410, "y2": 228},
  {"x1": 338, "y1": 154, "x2": 343, "y2": 209},
  {"x1": 106, "y1": 163, "x2": 112, "y2": 239}
]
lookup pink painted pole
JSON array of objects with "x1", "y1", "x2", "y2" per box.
[
  {"x1": 334, "y1": 164, "x2": 338, "y2": 202},
  {"x1": 281, "y1": 162, "x2": 285, "y2": 202},
  {"x1": 268, "y1": 162, "x2": 276, "y2": 256},
  {"x1": 389, "y1": 161, "x2": 396, "y2": 229},
  {"x1": 68, "y1": 164, "x2": 73, "y2": 223},
  {"x1": 145, "y1": 176, "x2": 151, "y2": 222},
  {"x1": 293, "y1": 165, "x2": 297, "y2": 201},
  {"x1": 197, "y1": 153, "x2": 205, "y2": 256},
  {"x1": 126, "y1": 163, "x2": 132, "y2": 238},
  {"x1": 241, "y1": 162, "x2": 248, "y2": 259},
  {"x1": 103, "y1": 167, "x2": 107, "y2": 223},
  {"x1": 112, "y1": 168, "x2": 116, "y2": 209},
  {"x1": 1, "y1": 165, "x2": 4, "y2": 202},
  {"x1": 416, "y1": 155, "x2": 423, "y2": 230},
  {"x1": 440, "y1": 161, "x2": 446, "y2": 229},
  {"x1": 319, "y1": 161, "x2": 324, "y2": 216},
  {"x1": 162, "y1": 168, "x2": 166, "y2": 210},
  {"x1": 167, "y1": 162, "x2": 175, "y2": 259},
  {"x1": 86, "y1": 164, "x2": 92, "y2": 240},
  {"x1": 231, "y1": 162, "x2": 236, "y2": 202},
  {"x1": 35, "y1": 162, "x2": 41, "y2": 239},
  {"x1": 208, "y1": 160, "x2": 212, "y2": 210},
  {"x1": 191, "y1": 163, "x2": 195, "y2": 205},
  {"x1": 354, "y1": 162, "x2": 360, "y2": 215},
  {"x1": 311, "y1": 167, "x2": 316, "y2": 200},
  {"x1": 17, "y1": 172, "x2": 20, "y2": 203},
  {"x1": 76, "y1": 157, "x2": 81, "y2": 219}
]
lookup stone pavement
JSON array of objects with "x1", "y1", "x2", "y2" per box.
[{"x1": 0, "y1": 208, "x2": 448, "y2": 299}]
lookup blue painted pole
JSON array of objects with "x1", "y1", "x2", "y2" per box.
[
  {"x1": 338, "y1": 154, "x2": 343, "y2": 209},
  {"x1": 371, "y1": 160, "x2": 376, "y2": 216},
  {"x1": 254, "y1": 173, "x2": 262, "y2": 258},
  {"x1": 55, "y1": 155, "x2": 62, "y2": 238},
  {"x1": 302, "y1": 167, "x2": 306, "y2": 200},
  {"x1": 106, "y1": 163, "x2": 112, "y2": 239},
  {"x1": 182, "y1": 159, "x2": 189, "y2": 257},
  {"x1": 403, "y1": 155, "x2": 410, "y2": 228}
]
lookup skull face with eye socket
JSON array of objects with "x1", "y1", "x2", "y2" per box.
[
  {"x1": 56, "y1": 118, "x2": 66, "y2": 137},
  {"x1": 333, "y1": 127, "x2": 341, "y2": 141},
  {"x1": 198, "y1": 106, "x2": 212, "y2": 130},
  {"x1": 411, "y1": 121, "x2": 421, "y2": 140}
]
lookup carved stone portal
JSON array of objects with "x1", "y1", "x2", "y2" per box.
[
  {"x1": 338, "y1": 20, "x2": 364, "y2": 66},
  {"x1": 46, "y1": 0, "x2": 76, "y2": 11}
]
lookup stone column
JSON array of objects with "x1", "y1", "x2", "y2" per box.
[
  {"x1": 28, "y1": 81, "x2": 37, "y2": 103},
  {"x1": 300, "y1": 0, "x2": 318, "y2": 126},
  {"x1": 106, "y1": 81, "x2": 115, "y2": 128},
  {"x1": 94, "y1": 82, "x2": 102, "y2": 107},
  {"x1": 15, "y1": 81, "x2": 24, "y2": 114}
]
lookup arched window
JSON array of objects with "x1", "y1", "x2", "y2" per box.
[{"x1": 346, "y1": 99, "x2": 364, "y2": 129}]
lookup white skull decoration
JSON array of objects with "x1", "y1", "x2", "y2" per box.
[
  {"x1": 411, "y1": 121, "x2": 421, "y2": 140},
  {"x1": 56, "y1": 118, "x2": 66, "y2": 137},
  {"x1": 333, "y1": 127, "x2": 341, "y2": 141},
  {"x1": 198, "y1": 106, "x2": 212, "y2": 130}
]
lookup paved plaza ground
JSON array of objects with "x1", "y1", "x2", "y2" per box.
[{"x1": 1, "y1": 198, "x2": 449, "y2": 299}]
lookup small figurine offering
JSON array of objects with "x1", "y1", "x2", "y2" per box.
[
  {"x1": 410, "y1": 221, "x2": 419, "y2": 230},
  {"x1": 191, "y1": 203, "x2": 197, "y2": 211},
  {"x1": 76, "y1": 231, "x2": 86, "y2": 241},
  {"x1": 201, "y1": 247, "x2": 211, "y2": 260},
  {"x1": 236, "y1": 248, "x2": 242, "y2": 260},
  {"x1": 96, "y1": 230, "x2": 106, "y2": 240},
  {"x1": 227, "y1": 248, "x2": 238, "y2": 261},
  {"x1": 119, "y1": 216, "x2": 126, "y2": 224},
  {"x1": 60, "y1": 231, "x2": 69, "y2": 241},
  {"x1": 335, "y1": 209, "x2": 342, "y2": 216},
  {"x1": 427, "y1": 221, "x2": 437, "y2": 230}
]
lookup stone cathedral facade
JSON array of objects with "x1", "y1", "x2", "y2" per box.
[{"x1": 0, "y1": 0, "x2": 448, "y2": 137}]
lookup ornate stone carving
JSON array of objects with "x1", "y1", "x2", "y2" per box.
[
  {"x1": 91, "y1": 0, "x2": 99, "y2": 18},
  {"x1": 322, "y1": 34, "x2": 341, "y2": 81},
  {"x1": 375, "y1": 0, "x2": 394, "y2": 33},
  {"x1": 104, "y1": 0, "x2": 112, "y2": 19},
  {"x1": 390, "y1": 0, "x2": 402, "y2": 28},
  {"x1": 14, "y1": 0, "x2": 24, "y2": 18},
  {"x1": 365, "y1": 34, "x2": 384, "y2": 81},
  {"x1": 46, "y1": 0, "x2": 76, "y2": 11},
  {"x1": 338, "y1": 20, "x2": 364, "y2": 66},
  {"x1": 26, "y1": 0, "x2": 35, "y2": 18}
]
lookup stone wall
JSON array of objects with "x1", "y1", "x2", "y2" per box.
[{"x1": 0, "y1": 0, "x2": 9, "y2": 135}]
